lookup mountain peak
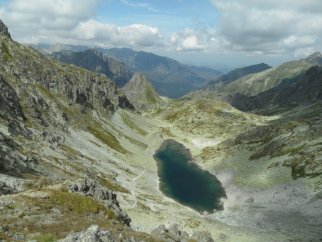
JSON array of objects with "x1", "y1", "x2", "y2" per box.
[
  {"x1": 122, "y1": 73, "x2": 163, "y2": 110},
  {"x1": 129, "y1": 72, "x2": 150, "y2": 84},
  {"x1": 0, "y1": 19, "x2": 11, "y2": 38},
  {"x1": 307, "y1": 51, "x2": 322, "y2": 58},
  {"x1": 305, "y1": 51, "x2": 322, "y2": 65}
]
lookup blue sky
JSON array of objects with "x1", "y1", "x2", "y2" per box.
[
  {"x1": 96, "y1": 0, "x2": 218, "y2": 32},
  {"x1": 0, "y1": 0, "x2": 322, "y2": 70}
]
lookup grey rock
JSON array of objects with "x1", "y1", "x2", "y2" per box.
[
  {"x1": 0, "y1": 180, "x2": 16, "y2": 195},
  {"x1": 59, "y1": 225, "x2": 147, "y2": 242},
  {"x1": 59, "y1": 225, "x2": 114, "y2": 242},
  {"x1": 0, "y1": 75, "x2": 23, "y2": 121},
  {"x1": 245, "y1": 197, "x2": 255, "y2": 203},
  {"x1": 0, "y1": 134, "x2": 31, "y2": 177},
  {"x1": 152, "y1": 224, "x2": 214, "y2": 242},
  {"x1": 68, "y1": 179, "x2": 131, "y2": 226},
  {"x1": 0, "y1": 19, "x2": 11, "y2": 38},
  {"x1": 8, "y1": 120, "x2": 32, "y2": 137},
  {"x1": 121, "y1": 72, "x2": 162, "y2": 110},
  {"x1": 191, "y1": 231, "x2": 214, "y2": 242},
  {"x1": 1, "y1": 224, "x2": 9, "y2": 232}
]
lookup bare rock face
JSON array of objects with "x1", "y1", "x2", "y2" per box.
[
  {"x1": 0, "y1": 19, "x2": 11, "y2": 38},
  {"x1": 0, "y1": 76, "x2": 23, "y2": 121},
  {"x1": 59, "y1": 225, "x2": 115, "y2": 242},
  {"x1": 68, "y1": 179, "x2": 131, "y2": 226},
  {"x1": 59, "y1": 225, "x2": 145, "y2": 242}
]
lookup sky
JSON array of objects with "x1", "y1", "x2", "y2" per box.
[{"x1": 0, "y1": 0, "x2": 322, "y2": 70}]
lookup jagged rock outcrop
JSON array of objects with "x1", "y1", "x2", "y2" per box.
[
  {"x1": 0, "y1": 75, "x2": 23, "y2": 121},
  {"x1": 0, "y1": 19, "x2": 11, "y2": 38},
  {"x1": 0, "y1": 27, "x2": 134, "y2": 118},
  {"x1": 306, "y1": 52, "x2": 322, "y2": 66},
  {"x1": 68, "y1": 179, "x2": 131, "y2": 226},
  {"x1": 0, "y1": 181, "x2": 15, "y2": 195},
  {"x1": 0, "y1": 132, "x2": 33, "y2": 177},
  {"x1": 122, "y1": 72, "x2": 164, "y2": 110},
  {"x1": 59, "y1": 225, "x2": 118, "y2": 242}
]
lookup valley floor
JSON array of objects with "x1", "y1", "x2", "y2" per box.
[
  {"x1": 108, "y1": 107, "x2": 322, "y2": 241},
  {"x1": 1, "y1": 104, "x2": 321, "y2": 241}
]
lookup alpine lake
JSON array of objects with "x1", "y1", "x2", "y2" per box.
[{"x1": 154, "y1": 139, "x2": 226, "y2": 213}]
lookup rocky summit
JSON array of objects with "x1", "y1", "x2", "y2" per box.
[
  {"x1": 0, "y1": 19, "x2": 10, "y2": 38},
  {"x1": 0, "y1": 18, "x2": 322, "y2": 242},
  {"x1": 121, "y1": 72, "x2": 166, "y2": 110}
]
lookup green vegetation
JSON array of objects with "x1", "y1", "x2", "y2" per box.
[
  {"x1": 124, "y1": 134, "x2": 148, "y2": 149},
  {"x1": 36, "y1": 84, "x2": 56, "y2": 101},
  {"x1": 87, "y1": 122, "x2": 129, "y2": 154},
  {"x1": 59, "y1": 144, "x2": 80, "y2": 159},
  {"x1": 1, "y1": 41, "x2": 11, "y2": 62},
  {"x1": 121, "y1": 112, "x2": 147, "y2": 136},
  {"x1": 99, "y1": 177, "x2": 130, "y2": 193},
  {"x1": 145, "y1": 86, "x2": 157, "y2": 104},
  {"x1": 47, "y1": 190, "x2": 113, "y2": 215},
  {"x1": 33, "y1": 233, "x2": 57, "y2": 242},
  {"x1": 3, "y1": 189, "x2": 127, "y2": 241}
]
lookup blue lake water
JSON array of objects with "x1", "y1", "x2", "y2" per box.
[{"x1": 154, "y1": 139, "x2": 226, "y2": 213}]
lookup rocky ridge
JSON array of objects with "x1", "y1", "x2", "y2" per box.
[
  {"x1": 0, "y1": 19, "x2": 10, "y2": 38},
  {"x1": 205, "y1": 63, "x2": 271, "y2": 87},
  {"x1": 190, "y1": 53, "x2": 322, "y2": 105},
  {"x1": 231, "y1": 65, "x2": 322, "y2": 113}
]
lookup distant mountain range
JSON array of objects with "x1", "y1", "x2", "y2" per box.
[
  {"x1": 189, "y1": 52, "x2": 322, "y2": 113},
  {"x1": 205, "y1": 63, "x2": 272, "y2": 87},
  {"x1": 33, "y1": 44, "x2": 221, "y2": 98},
  {"x1": 51, "y1": 49, "x2": 133, "y2": 87},
  {"x1": 231, "y1": 65, "x2": 322, "y2": 113}
]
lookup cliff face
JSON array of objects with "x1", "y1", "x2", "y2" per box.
[
  {"x1": 1, "y1": 35, "x2": 134, "y2": 115},
  {"x1": 0, "y1": 20, "x2": 136, "y2": 240},
  {"x1": 0, "y1": 19, "x2": 11, "y2": 38}
]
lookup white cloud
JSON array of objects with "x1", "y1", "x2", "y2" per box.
[
  {"x1": 211, "y1": 0, "x2": 322, "y2": 56},
  {"x1": 171, "y1": 28, "x2": 220, "y2": 52},
  {"x1": 0, "y1": 0, "x2": 321, "y2": 61},
  {"x1": 72, "y1": 19, "x2": 163, "y2": 48},
  {"x1": 0, "y1": 0, "x2": 219, "y2": 52},
  {"x1": 0, "y1": 0, "x2": 165, "y2": 49}
]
